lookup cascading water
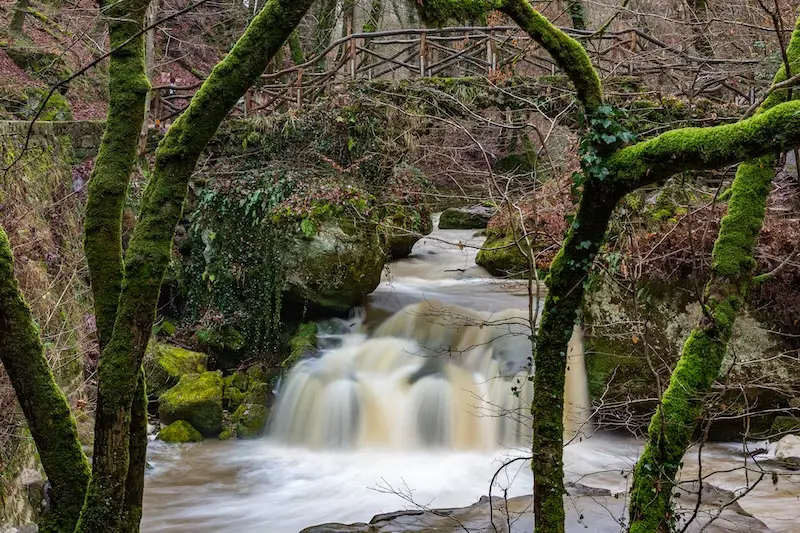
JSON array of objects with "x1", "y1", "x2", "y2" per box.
[{"x1": 268, "y1": 299, "x2": 591, "y2": 450}]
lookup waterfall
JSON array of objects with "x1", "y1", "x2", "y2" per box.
[{"x1": 268, "y1": 300, "x2": 591, "y2": 450}]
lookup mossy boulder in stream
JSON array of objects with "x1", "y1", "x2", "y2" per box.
[
  {"x1": 159, "y1": 371, "x2": 224, "y2": 437},
  {"x1": 144, "y1": 342, "x2": 208, "y2": 398},
  {"x1": 439, "y1": 206, "x2": 496, "y2": 230},
  {"x1": 584, "y1": 274, "x2": 800, "y2": 439},
  {"x1": 475, "y1": 231, "x2": 530, "y2": 277},
  {"x1": 158, "y1": 420, "x2": 204, "y2": 443},
  {"x1": 221, "y1": 365, "x2": 272, "y2": 439},
  {"x1": 379, "y1": 206, "x2": 433, "y2": 259},
  {"x1": 281, "y1": 218, "x2": 385, "y2": 312}
]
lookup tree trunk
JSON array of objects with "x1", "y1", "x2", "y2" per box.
[
  {"x1": 313, "y1": 0, "x2": 338, "y2": 70},
  {"x1": 530, "y1": 181, "x2": 622, "y2": 533},
  {"x1": 687, "y1": 0, "x2": 714, "y2": 58},
  {"x1": 10, "y1": 0, "x2": 28, "y2": 34},
  {"x1": 75, "y1": 0, "x2": 315, "y2": 529},
  {"x1": 627, "y1": 18, "x2": 800, "y2": 533},
  {"x1": 288, "y1": 30, "x2": 305, "y2": 64},
  {"x1": 138, "y1": 0, "x2": 160, "y2": 156},
  {"x1": 0, "y1": 228, "x2": 90, "y2": 533}
]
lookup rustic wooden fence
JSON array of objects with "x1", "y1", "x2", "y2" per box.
[{"x1": 151, "y1": 25, "x2": 767, "y2": 124}]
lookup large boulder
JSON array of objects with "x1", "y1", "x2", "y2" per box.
[
  {"x1": 438, "y1": 206, "x2": 496, "y2": 230},
  {"x1": 379, "y1": 206, "x2": 433, "y2": 260},
  {"x1": 775, "y1": 434, "x2": 800, "y2": 467},
  {"x1": 584, "y1": 276, "x2": 800, "y2": 438},
  {"x1": 144, "y1": 342, "x2": 208, "y2": 398},
  {"x1": 281, "y1": 218, "x2": 385, "y2": 311},
  {"x1": 159, "y1": 371, "x2": 224, "y2": 437},
  {"x1": 158, "y1": 420, "x2": 204, "y2": 443},
  {"x1": 475, "y1": 231, "x2": 530, "y2": 277}
]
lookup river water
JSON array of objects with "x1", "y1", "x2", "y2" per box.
[{"x1": 141, "y1": 220, "x2": 800, "y2": 532}]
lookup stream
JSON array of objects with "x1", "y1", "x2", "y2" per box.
[{"x1": 141, "y1": 219, "x2": 800, "y2": 532}]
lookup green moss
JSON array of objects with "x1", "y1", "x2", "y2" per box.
[
  {"x1": 283, "y1": 322, "x2": 318, "y2": 369},
  {"x1": 769, "y1": 416, "x2": 800, "y2": 441},
  {"x1": 218, "y1": 428, "x2": 235, "y2": 440},
  {"x1": 144, "y1": 342, "x2": 208, "y2": 397},
  {"x1": 476, "y1": 232, "x2": 530, "y2": 277},
  {"x1": 233, "y1": 404, "x2": 269, "y2": 439},
  {"x1": 158, "y1": 420, "x2": 204, "y2": 443},
  {"x1": 158, "y1": 372, "x2": 224, "y2": 437}
]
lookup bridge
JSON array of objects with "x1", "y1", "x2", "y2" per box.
[{"x1": 150, "y1": 25, "x2": 766, "y2": 124}]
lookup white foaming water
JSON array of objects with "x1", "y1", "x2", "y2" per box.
[{"x1": 268, "y1": 299, "x2": 590, "y2": 449}]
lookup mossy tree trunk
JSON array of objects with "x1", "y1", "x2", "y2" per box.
[
  {"x1": 0, "y1": 229, "x2": 91, "y2": 533},
  {"x1": 288, "y1": 30, "x2": 305, "y2": 64},
  {"x1": 80, "y1": 0, "x2": 151, "y2": 530},
  {"x1": 75, "y1": 0, "x2": 315, "y2": 530},
  {"x1": 627, "y1": 18, "x2": 800, "y2": 533},
  {"x1": 10, "y1": 0, "x2": 29, "y2": 34}
]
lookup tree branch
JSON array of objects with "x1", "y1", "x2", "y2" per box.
[{"x1": 608, "y1": 99, "x2": 800, "y2": 191}]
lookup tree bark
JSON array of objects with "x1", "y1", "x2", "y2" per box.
[
  {"x1": 0, "y1": 228, "x2": 90, "y2": 533},
  {"x1": 75, "y1": 0, "x2": 315, "y2": 529},
  {"x1": 313, "y1": 0, "x2": 338, "y2": 70},
  {"x1": 687, "y1": 0, "x2": 714, "y2": 59},
  {"x1": 627, "y1": 18, "x2": 800, "y2": 533}
]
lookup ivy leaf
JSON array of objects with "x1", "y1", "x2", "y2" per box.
[{"x1": 601, "y1": 133, "x2": 617, "y2": 144}]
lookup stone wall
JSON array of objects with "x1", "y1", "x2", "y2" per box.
[{"x1": 0, "y1": 120, "x2": 101, "y2": 527}]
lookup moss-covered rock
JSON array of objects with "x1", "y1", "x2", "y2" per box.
[
  {"x1": 5, "y1": 88, "x2": 73, "y2": 121},
  {"x1": 281, "y1": 217, "x2": 385, "y2": 312},
  {"x1": 769, "y1": 416, "x2": 800, "y2": 441},
  {"x1": 584, "y1": 274, "x2": 800, "y2": 438},
  {"x1": 158, "y1": 371, "x2": 224, "y2": 437},
  {"x1": 233, "y1": 403, "x2": 269, "y2": 439},
  {"x1": 380, "y1": 206, "x2": 433, "y2": 259},
  {"x1": 5, "y1": 46, "x2": 72, "y2": 87},
  {"x1": 158, "y1": 420, "x2": 204, "y2": 443},
  {"x1": 439, "y1": 206, "x2": 496, "y2": 230},
  {"x1": 475, "y1": 232, "x2": 530, "y2": 277},
  {"x1": 282, "y1": 321, "x2": 318, "y2": 369},
  {"x1": 144, "y1": 342, "x2": 208, "y2": 398}
]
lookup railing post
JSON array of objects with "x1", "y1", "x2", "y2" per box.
[{"x1": 420, "y1": 32, "x2": 427, "y2": 77}]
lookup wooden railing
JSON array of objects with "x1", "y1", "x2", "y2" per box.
[{"x1": 151, "y1": 25, "x2": 767, "y2": 123}]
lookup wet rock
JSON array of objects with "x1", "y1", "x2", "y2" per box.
[
  {"x1": 282, "y1": 218, "x2": 385, "y2": 312},
  {"x1": 439, "y1": 206, "x2": 496, "y2": 230},
  {"x1": 233, "y1": 403, "x2": 268, "y2": 439},
  {"x1": 565, "y1": 481, "x2": 612, "y2": 497},
  {"x1": 302, "y1": 492, "x2": 779, "y2": 533},
  {"x1": 380, "y1": 206, "x2": 433, "y2": 260},
  {"x1": 158, "y1": 371, "x2": 224, "y2": 437},
  {"x1": 475, "y1": 232, "x2": 530, "y2": 277},
  {"x1": 300, "y1": 524, "x2": 370, "y2": 533},
  {"x1": 144, "y1": 342, "x2": 208, "y2": 398},
  {"x1": 158, "y1": 420, "x2": 204, "y2": 443},
  {"x1": 775, "y1": 434, "x2": 800, "y2": 467}
]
